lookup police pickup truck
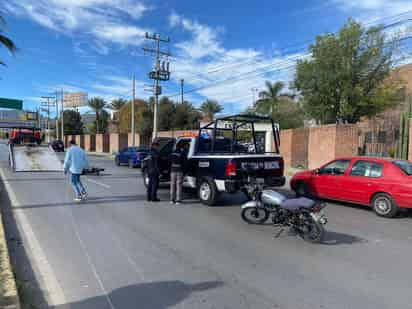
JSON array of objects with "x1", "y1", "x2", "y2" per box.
[{"x1": 142, "y1": 114, "x2": 285, "y2": 205}]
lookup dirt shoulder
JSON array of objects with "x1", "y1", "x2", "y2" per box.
[{"x1": 0, "y1": 210, "x2": 20, "y2": 309}]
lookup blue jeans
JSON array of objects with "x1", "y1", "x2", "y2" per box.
[{"x1": 71, "y1": 173, "x2": 86, "y2": 198}]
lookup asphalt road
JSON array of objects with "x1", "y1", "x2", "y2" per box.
[{"x1": 1, "y1": 142, "x2": 412, "y2": 309}]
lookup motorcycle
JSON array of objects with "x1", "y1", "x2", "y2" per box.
[{"x1": 240, "y1": 169, "x2": 327, "y2": 243}]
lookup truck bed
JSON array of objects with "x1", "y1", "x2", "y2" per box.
[{"x1": 11, "y1": 145, "x2": 63, "y2": 172}]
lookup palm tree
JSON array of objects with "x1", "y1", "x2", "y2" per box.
[
  {"x1": 200, "y1": 99, "x2": 223, "y2": 121},
  {"x1": 88, "y1": 97, "x2": 107, "y2": 134},
  {"x1": 109, "y1": 98, "x2": 128, "y2": 111},
  {"x1": 254, "y1": 81, "x2": 285, "y2": 115},
  {"x1": 0, "y1": 16, "x2": 17, "y2": 66}
]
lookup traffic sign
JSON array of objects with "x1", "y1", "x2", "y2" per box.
[{"x1": 0, "y1": 98, "x2": 23, "y2": 110}]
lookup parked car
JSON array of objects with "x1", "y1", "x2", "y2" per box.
[
  {"x1": 50, "y1": 140, "x2": 64, "y2": 152},
  {"x1": 115, "y1": 146, "x2": 149, "y2": 168},
  {"x1": 290, "y1": 156, "x2": 412, "y2": 218}
]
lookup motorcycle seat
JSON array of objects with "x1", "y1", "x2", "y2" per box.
[{"x1": 280, "y1": 197, "x2": 316, "y2": 211}]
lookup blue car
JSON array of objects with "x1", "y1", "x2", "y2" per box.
[{"x1": 115, "y1": 146, "x2": 149, "y2": 168}]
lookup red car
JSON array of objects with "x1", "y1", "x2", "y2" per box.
[{"x1": 290, "y1": 157, "x2": 412, "y2": 218}]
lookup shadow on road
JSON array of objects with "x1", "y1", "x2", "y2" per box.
[
  {"x1": 321, "y1": 231, "x2": 368, "y2": 246},
  {"x1": 0, "y1": 175, "x2": 49, "y2": 308},
  {"x1": 13, "y1": 194, "x2": 150, "y2": 209},
  {"x1": 54, "y1": 280, "x2": 223, "y2": 309}
]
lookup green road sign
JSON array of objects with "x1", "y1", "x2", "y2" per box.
[{"x1": 0, "y1": 98, "x2": 23, "y2": 110}]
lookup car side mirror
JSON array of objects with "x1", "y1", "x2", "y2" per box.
[{"x1": 314, "y1": 168, "x2": 320, "y2": 175}]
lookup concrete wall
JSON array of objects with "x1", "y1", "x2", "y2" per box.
[
  {"x1": 75, "y1": 135, "x2": 81, "y2": 148},
  {"x1": 128, "y1": 133, "x2": 141, "y2": 147},
  {"x1": 157, "y1": 130, "x2": 198, "y2": 138},
  {"x1": 110, "y1": 133, "x2": 128, "y2": 153},
  {"x1": 63, "y1": 124, "x2": 359, "y2": 167},
  {"x1": 96, "y1": 134, "x2": 103, "y2": 153}
]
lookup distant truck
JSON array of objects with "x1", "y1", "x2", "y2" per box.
[
  {"x1": 142, "y1": 114, "x2": 285, "y2": 205},
  {"x1": 8, "y1": 128, "x2": 42, "y2": 145}
]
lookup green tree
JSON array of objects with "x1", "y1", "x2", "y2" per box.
[
  {"x1": 272, "y1": 99, "x2": 305, "y2": 129},
  {"x1": 109, "y1": 98, "x2": 128, "y2": 111},
  {"x1": 118, "y1": 99, "x2": 153, "y2": 140},
  {"x1": 254, "y1": 81, "x2": 285, "y2": 115},
  {"x1": 174, "y1": 101, "x2": 202, "y2": 129},
  {"x1": 86, "y1": 109, "x2": 109, "y2": 134},
  {"x1": 62, "y1": 110, "x2": 83, "y2": 135},
  {"x1": 159, "y1": 97, "x2": 176, "y2": 131},
  {"x1": 294, "y1": 19, "x2": 405, "y2": 124},
  {"x1": 0, "y1": 16, "x2": 17, "y2": 66},
  {"x1": 200, "y1": 99, "x2": 223, "y2": 121},
  {"x1": 88, "y1": 97, "x2": 107, "y2": 134}
]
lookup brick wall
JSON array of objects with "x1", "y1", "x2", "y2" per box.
[
  {"x1": 335, "y1": 124, "x2": 359, "y2": 158},
  {"x1": 291, "y1": 127, "x2": 309, "y2": 168},
  {"x1": 280, "y1": 129, "x2": 293, "y2": 167},
  {"x1": 308, "y1": 125, "x2": 337, "y2": 169}
]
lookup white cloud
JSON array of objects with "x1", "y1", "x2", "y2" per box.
[
  {"x1": 169, "y1": 13, "x2": 306, "y2": 111},
  {"x1": 2, "y1": 0, "x2": 151, "y2": 49},
  {"x1": 333, "y1": 0, "x2": 412, "y2": 23},
  {"x1": 170, "y1": 13, "x2": 224, "y2": 59}
]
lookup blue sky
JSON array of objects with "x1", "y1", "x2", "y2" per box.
[{"x1": 1, "y1": 0, "x2": 412, "y2": 115}]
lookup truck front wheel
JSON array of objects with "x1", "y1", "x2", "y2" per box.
[{"x1": 197, "y1": 177, "x2": 218, "y2": 206}]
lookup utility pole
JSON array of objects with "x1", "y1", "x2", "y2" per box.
[
  {"x1": 131, "y1": 75, "x2": 136, "y2": 146},
  {"x1": 55, "y1": 94, "x2": 59, "y2": 140},
  {"x1": 180, "y1": 79, "x2": 184, "y2": 104},
  {"x1": 251, "y1": 87, "x2": 258, "y2": 107},
  {"x1": 61, "y1": 89, "x2": 65, "y2": 139},
  {"x1": 41, "y1": 96, "x2": 55, "y2": 143},
  {"x1": 143, "y1": 32, "x2": 171, "y2": 141}
]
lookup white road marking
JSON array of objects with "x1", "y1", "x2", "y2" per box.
[
  {"x1": 0, "y1": 167, "x2": 67, "y2": 306},
  {"x1": 85, "y1": 177, "x2": 111, "y2": 189},
  {"x1": 68, "y1": 210, "x2": 116, "y2": 309}
]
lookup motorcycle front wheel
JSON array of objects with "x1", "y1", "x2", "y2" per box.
[
  {"x1": 298, "y1": 214, "x2": 324, "y2": 243},
  {"x1": 241, "y1": 207, "x2": 269, "y2": 224}
]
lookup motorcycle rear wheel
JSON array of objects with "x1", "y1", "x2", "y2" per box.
[
  {"x1": 241, "y1": 207, "x2": 269, "y2": 224},
  {"x1": 299, "y1": 214, "x2": 324, "y2": 243}
]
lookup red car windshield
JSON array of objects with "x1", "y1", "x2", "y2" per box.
[{"x1": 393, "y1": 160, "x2": 412, "y2": 175}]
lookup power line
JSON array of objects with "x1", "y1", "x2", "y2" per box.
[
  {"x1": 167, "y1": 31, "x2": 412, "y2": 100},
  {"x1": 171, "y1": 11, "x2": 412, "y2": 83}
]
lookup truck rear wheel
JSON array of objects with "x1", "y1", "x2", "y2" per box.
[
  {"x1": 142, "y1": 169, "x2": 149, "y2": 188},
  {"x1": 198, "y1": 177, "x2": 218, "y2": 206}
]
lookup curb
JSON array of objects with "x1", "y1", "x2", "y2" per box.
[
  {"x1": 0, "y1": 208, "x2": 21, "y2": 309},
  {"x1": 86, "y1": 152, "x2": 115, "y2": 159}
]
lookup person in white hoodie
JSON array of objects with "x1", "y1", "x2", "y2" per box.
[{"x1": 64, "y1": 140, "x2": 89, "y2": 202}]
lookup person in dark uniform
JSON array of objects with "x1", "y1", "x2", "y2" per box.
[
  {"x1": 147, "y1": 141, "x2": 161, "y2": 202},
  {"x1": 170, "y1": 144, "x2": 186, "y2": 204}
]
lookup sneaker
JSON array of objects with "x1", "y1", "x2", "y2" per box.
[
  {"x1": 74, "y1": 197, "x2": 82, "y2": 202},
  {"x1": 170, "y1": 201, "x2": 175, "y2": 204},
  {"x1": 175, "y1": 201, "x2": 181, "y2": 205},
  {"x1": 81, "y1": 192, "x2": 88, "y2": 200}
]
